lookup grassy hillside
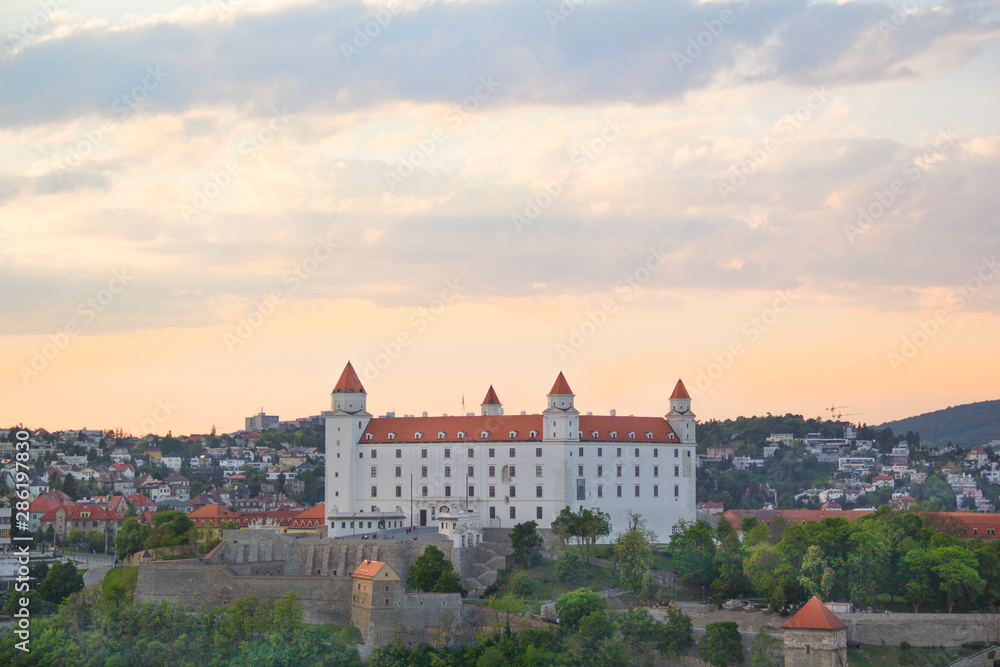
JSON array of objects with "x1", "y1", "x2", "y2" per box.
[{"x1": 879, "y1": 399, "x2": 1000, "y2": 447}]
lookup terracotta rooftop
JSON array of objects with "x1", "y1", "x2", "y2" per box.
[
  {"x1": 188, "y1": 503, "x2": 239, "y2": 519},
  {"x1": 351, "y1": 559, "x2": 388, "y2": 580},
  {"x1": 293, "y1": 504, "x2": 325, "y2": 520},
  {"x1": 360, "y1": 414, "x2": 679, "y2": 444},
  {"x1": 548, "y1": 372, "x2": 573, "y2": 395},
  {"x1": 670, "y1": 379, "x2": 691, "y2": 400},
  {"x1": 333, "y1": 361, "x2": 366, "y2": 393},
  {"x1": 784, "y1": 597, "x2": 847, "y2": 630},
  {"x1": 482, "y1": 385, "x2": 501, "y2": 405},
  {"x1": 40, "y1": 503, "x2": 123, "y2": 522}
]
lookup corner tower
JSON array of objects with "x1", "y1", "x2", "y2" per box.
[
  {"x1": 481, "y1": 385, "x2": 503, "y2": 416},
  {"x1": 666, "y1": 379, "x2": 696, "y2": 445},
  {"x1": 325, "y1": 362, "x2": 372, "y2": 520},
  {"x1": 543, "y1": 372, "x2": 579, "y2": 442}
]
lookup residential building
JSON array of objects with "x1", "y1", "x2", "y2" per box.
[{"x1": 246, "y1": 410, "x2": 280, "y2": 431}]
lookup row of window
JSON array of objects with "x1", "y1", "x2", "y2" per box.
[
  {"x1": 360, "y1": 447, "x2": 688, "y2": 459},
  {"x1": 371, "y1": 484, "x2": 682, "y2": 500},
  {"x1": 368, "y1": 463, "x2": 683, "y2": 479},
  {"x1": 375, "y1": 430, "x2": 540, "y2": 441}
]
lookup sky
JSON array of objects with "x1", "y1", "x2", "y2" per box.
[{"x1": 1, "y1": 0, "x2": 998, "y2": 436}]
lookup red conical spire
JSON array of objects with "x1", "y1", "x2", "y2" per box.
[
  {"x1": 670, "y1": 379, "x2": 690, "y2": 400},
  {"x1": 332, "y1": 362, "x2": 365, "y2": 393},
  {"x1": 548, "y1": 372, "x2": 574, "y2": 395},
  {"x1": 783, "y1": 597, "x2": 846, "y2": 630},
  {"x1": 482, "y1": 385, "x2": 501, "y2": 405}
]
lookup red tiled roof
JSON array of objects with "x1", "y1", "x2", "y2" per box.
[
  {"x1": 294, "y1": 504, "x2": 325, "y2": 520},
  {"x1": 360, "y1": 414, "x2": 679, "y2": 444},
  {"x1": 189, "y1": 504, "x2": 239, "y2": 520},
  {"x1": 482, "y1": 385, "x2": 501, "y2": 405},
  {"x1": 722, "y1": 509, "x2": 875, "y2": 532},
  {"x1": 333, "y1": 361, "x2": 366, "y2": 393},
  {"x1": 784, "y1": 597, "x2": 846, "y2": 630},
  {"x1": 352, "y1": 559, "x2": 387, "y2": 580},
  {"x1": 128, "y1": 493, "x2": 156, "y2": 507},
  {"x1": 40, "y1": 503, "x2": 123, "y2": 522},
  {"x1": 548, "y1": 372, "x2": 573, "y2": 395},
  {"x1": 28, "y1": 497, "x2": 63, "y2": 514},
  {"x1": 670, "y1": 379, "x2": 691, "y2": 400}
]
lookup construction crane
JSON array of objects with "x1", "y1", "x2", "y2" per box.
[{"x1": 826, "y1": 404, "x2": 860, "y2": 420}]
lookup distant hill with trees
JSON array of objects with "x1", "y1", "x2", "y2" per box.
[{"x1": 878, "y1": 399, "x2": 1000, "y2": 447}]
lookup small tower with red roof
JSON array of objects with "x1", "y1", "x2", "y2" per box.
[
  {"x1": 782, "y1": 597, "x2": 848, "y2": 666},
  {"x1": 543, "y1": 372, "x2": 580, "y2": 442},
  {"x1": 325, "y1": 361, "x2": 373, "y2": 520},
  {"x1": 666, "y1": 379, "x2": 696, "y2": 445},
  {"x1": 481, "y1": 385, "x2": 503, "y2": 416}
]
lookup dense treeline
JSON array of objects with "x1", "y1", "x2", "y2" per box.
[
  {"x1": 0, "y1": 589, "x2": 362, "y2": 666},
  {"x1": 669, "y1": 509, "x2": 1000, "y2": 613},
  {"x1": 880, "y1": 399, "x2": 1000, "y2": 446}
]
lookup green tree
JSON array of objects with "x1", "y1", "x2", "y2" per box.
[
  {"x1": 798, "y1": 545, "x2": 835, "y2": 601},
  {"x1": 555, "y1": 551, "x2": 580, "y2": 583},
  {"x1": 38, "y1": 560, "x2": 85, "y2": 604},
  {"x1": 613, "y1": 525, "x2": 654, "y2": 594},
  {"x1": 699, "y1": 621, "x2": 744, "y2": 666},
  {"x1": 554, "y1": 588, "x2": 607, "y2": 631},
  {"x1": 657, "y1": 607, "x2": 695, "y2": 658},
  {"x1": 750, "y1": 627, "x2": 780, "y2": 667},
  {"x1": 510, "y1": 521, "x2": 544, "y2": 568},
  {"x1": 669, "y1": 520, "x2": 717, "y2": 592},
  {"x1": 901, "y1": 547, "x2": 937, "y2": 612},
  {"x1": 931, "y1": 546, "x2": 984, "y2": 613},
  {"x1": 745, "y1": 544, "x2": 792, "y2": 612},
  {"x1": 711, "y1": 532, "x2": 749, "y2": 603},
  {"x1": 509, "y1": 571, "x2": 536, "y2": 598},
  {"x1": 407, "y1": 545, "x2": 465, "y2": 595},
  {"x1": 114, "y1": 517, "x2": 151, "y2": 561},
  {"x1": 616, "y1": 607, "x2": 658, "y2": 660}
]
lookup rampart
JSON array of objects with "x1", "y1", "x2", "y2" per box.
[{"x1": 840, "y1": 612, "x2": 1000, "y2": 647}]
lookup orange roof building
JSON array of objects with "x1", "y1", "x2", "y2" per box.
[
  {"x1": 782, "y1": 597, "x2": 848, "y2": 664},
  {"x1": 323, "y1": 362, "x2": 698, "y2": 544}
]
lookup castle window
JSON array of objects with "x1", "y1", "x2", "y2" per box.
[
  {"x1": 597, "y1": 447, "x2": 603, "y2": 456},
  {"x1": 529, "y1": 430, "x2": 538, "y2": 438},
  {"x1": 634, "y1": 466, "x2": 640, "y2": 477},
  {"x1": 468, "y1": 465, "x2": 474, "y2": 477},
  {"x1": 509, "y1": 466, "x2": 516, "y2": 478},
  {"x1": 388, "y1": 433, "x2": 395, "y2": 440},
  {"x1": 634, "y1": 448, "x2": 639, "y2": 457},
  {"x1": 489, "y1": 486, "x2": 496, "y2": 498},
  {"x1": 610, "y1": 431, "x2": 617, "y2": 439},
  {"x1": 395, "y1": 486, "x2": 402, "y2": 497},
  {"x1": 395, "y1": 466, "x2": 402, "y2": 477},
  {"x1": 653, "y1": 448, "x2": 658, "y2": 456},
  {"x1": 509, "y1": 486, "x2": 516, "y2": 498},
  {"x1": 536, "y1": 485, "x2": 543, "y2": 498},
  {"x1": 395, "y1": 448, "x2": 401, "y2": 458},
  {"x1": 536, "y1": 465, "x2": 543, "y2": 477},
  {"x1": 371, "y1": 449, "x2": 377, "y2": 459},
  {"x1": 617, "y1": 448, "x2": 622, "y2": 457},
  {"x1": 674, "y1": 449, "x2": 679, "y2": 458},
  {"x1": 445, "y1": 486, "x2": 451, "y2": 497},
  {"x1": 578, "y1": 447, "x2": 584, "y2": 457},
  {"x1": 370, "y1": 466, "x2": 377, "y2": 478},
  {"x1": 674, "y1": 465, "x2": 679, "y2": 477},
  {"x1": 468, "y1": 448, "x2": 474, "y2": 457},
  {"x1": 578, "y1": 465, "x2": 584, "y2": 477},
  {"x1": 591, "y1": 431, "x2": 599, "y2": 438},
  {"x1": 509, "y1": 448, "x2": 516, "y2": 458},
  {"x1": 646, "y1": 433, "x2": 653, "y2": 440},
  {"x1": 489, "y1": 448, "x2": 495, "y2": 458},
  {"x1": 366, "y1": 434, "x2": 373, "y2": 441},
  {"x1": 674, "y1": 485, "x2": 679, "y2": 497},
  {"x1": 489, "y1": 506, "x2": 496, "y2": 519},
  {"x1": 438, "y1": 432, "x2": 446, "y2": 440},
  {"x1": 445, "y1": 466, "x2": 451, "y2": 478},
  {"x1": 509, "y1": 431, "x2": 517, "y2": 438},
  {"x1": 489, "y1": 466, "x2": 496, "y2": 477},
  {"x1": 635, "y1": 485, "x2": 640, "y2": 497},
  {"x1": 444, "y1": 448, "x2": 451, "y2": 458},
  {"x1": 481, "y1": 431, "x2": 489, "y2": 439},
  {"x1": 654, "y1": 465, "x2": 659, "y2": 477},
  {"x1": 468, "y1": 485, "x2": 474, "y2": 497},
  {"x1": 617, "y1": 485, "x2": 622, "y2": 498},
  {"x1": 628, "y1": 432, "x2": 635, "y2": 440},
  {"x1": 371, "y1": 486, "x2": 377, "y2": 497},
  {"x1": 421, "y1": 466, "x2": 428, "y2": 477},
  {"x1": 422, "y1": 486, "x2": 428, "y2": 497},
  {"x1": 598, "y1": 465, "x2": 603, "y2": 476},
  {"x1": 653, "y1": 485, "x2": 659, "y2": 498},
  {"x1": 536, "y1": 507, "x2": 543, "y2": 520},
  {"x1": 509, "y1": 507, "x2": 516, "y2": 519},
  {"x1": 421, "y1": 449, "x2": 428, "y2": 458},
  {"x1": 617, "y1": 466, "x2": 622, "y2": 477},
  {"x1": 415, "y1": 432, "x2": 423, "y2": 440},
  {"x1": 597, "y1": 485, "x2": 603, "y2": 498},
  {"x1": 457, "y1": 431, "x2": 466, "y2": 439}
]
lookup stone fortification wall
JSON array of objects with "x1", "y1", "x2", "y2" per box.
[
  {"x1": 135, "y1": 560, "x2": 352, "y2": 625},
  {"x1": 840, "y1": 612, "x2": 1000, "y2": 647},
  {"x1": 209, "y1": 530, "x2": 460, "y2": 579}
]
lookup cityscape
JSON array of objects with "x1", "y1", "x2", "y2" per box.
[{"x1": 2, "y1": 0, "x2": 999, "y2": 665}]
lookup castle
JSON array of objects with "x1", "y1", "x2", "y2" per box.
[{"x1": 324, "y1": 362, "x2": 697, "y2": 542}]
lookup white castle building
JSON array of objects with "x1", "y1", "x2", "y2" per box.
[{"x1": 323, "y1": 362, "x2": 697, "y2": 542}]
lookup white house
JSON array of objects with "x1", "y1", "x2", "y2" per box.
[{"x1": 323, "y1": 362, "x2": 697, "y2": 542}]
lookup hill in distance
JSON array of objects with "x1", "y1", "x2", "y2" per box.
[{"x1": 878, "y1": 399, "x2": 1000, "y2": 447}]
